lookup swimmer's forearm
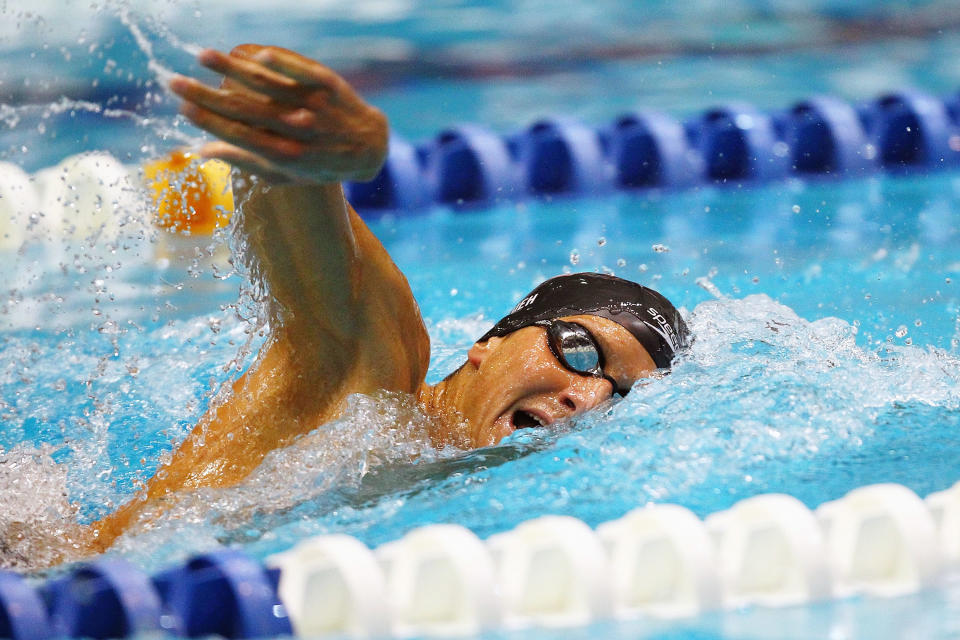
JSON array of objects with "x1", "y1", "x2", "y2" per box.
[{"x1": 236, "y1": 177, "x2": 360, "y2": 344}]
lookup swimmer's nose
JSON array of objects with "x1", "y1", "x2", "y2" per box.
[{"x1": 558, "y1": 375, "x2": 612, "y2": 415}]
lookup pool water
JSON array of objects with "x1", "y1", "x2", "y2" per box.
[{"x1": 3, "y1": 1, "x2": 960, "y2": 637}]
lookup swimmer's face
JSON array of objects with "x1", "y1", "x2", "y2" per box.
[{"x1": 457, "y1": 314, "x2": 657, "y2": 447}]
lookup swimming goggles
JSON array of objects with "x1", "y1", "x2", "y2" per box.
[{"x1": 536, "y1": 319, "x2": 630, "y2": 397}]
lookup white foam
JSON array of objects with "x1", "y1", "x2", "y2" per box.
[{"x1": 0, "y1": 445, "x2": 87, "y2": 571}]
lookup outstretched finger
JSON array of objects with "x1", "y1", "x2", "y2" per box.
[
  {"x1": 170, "y1": 75, "x2": 319, "y2": 140},
  {"x1": 180, "y1": 101, "x2": 307, "y2": 162},
  {"x1": 196, "y1": 48, "x2": 304, "y2": 102},
  {"x1": 251, "y1": 48, "x2": 346, "y2": 93}
]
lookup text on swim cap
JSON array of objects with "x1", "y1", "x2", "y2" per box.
[
  {"x1": 646, "y1": 307, "x2": 678, "y2": 351},
  {"x1": 512, "y1": 292, "x2": 539, "y2": 313}
]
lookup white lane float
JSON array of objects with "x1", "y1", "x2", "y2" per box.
[
  {"x1": 486, "y1": 515, "x2": 612, "y2": 629},
  {"x1": 817, "y1": 483, "x2": 941, "y2": 598},
  {"x1": 376, "y1": 524, "x2": 500, "y2": 637},
  {"x1": 597, "y1": 503, "x2": 721, "y2": 619},
  {"x1": 36, "y1": 152, "x2": 144, "y2": 242},
  {"x1": 268, "y1": 534, "x2": 390, "y2": 638},
  {"x1": 0, "y1": 161, "x2": 39, "y2": 250},
  {"x1": 706, "y1": 493, "x2": 831, "y2": 608},
  {"x1": 267, "y1": 483, "x2": 953, "y2": 638},
  {"x1": 926, "y1": 480, "x2": 960, "y2": 571}
]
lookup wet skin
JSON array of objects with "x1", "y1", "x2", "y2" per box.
[
  {"x1": 421, "y1": 314, "x2": 658, "y2": 447},
  {"x1": 89, "y1": 45, "x2": 658, "y2": 553}
]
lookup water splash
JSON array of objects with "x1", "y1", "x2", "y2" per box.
[
  {"x1": 117, "y1": 8, "x2": 198, "y2": 89},
  {"x1": 109, "y1": 390, "x2": 454, "y2": 571},
  {"x1": 0, "y1": 445, "x2": 87, "y2": 571}
]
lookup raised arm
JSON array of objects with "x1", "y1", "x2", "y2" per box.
[
  {"x1": 171, "y1": 45, "x2": 419, "y2": 352},
  {"x1": 92, "y1": 46, "x2": 429, "y2": 549}
]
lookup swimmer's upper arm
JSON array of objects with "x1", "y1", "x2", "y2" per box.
[{"x1": 122, "y1": 183, "x2": 428, "y2": 503}]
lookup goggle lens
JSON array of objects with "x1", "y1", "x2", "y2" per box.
[
  {"x1": 556, "y1": 330, "x2": 601, "y2": 373},
  {"x1": 539, "y1": 320, "x2": 628, "y2": 396}
]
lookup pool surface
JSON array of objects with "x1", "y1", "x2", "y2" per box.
[{"x1": 2, "y1": 1, "x2": 960, "y2": 638}]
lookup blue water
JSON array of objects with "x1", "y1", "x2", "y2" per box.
[{"x1": 3, "y1": 1, "x2": 960, "y2": 638}]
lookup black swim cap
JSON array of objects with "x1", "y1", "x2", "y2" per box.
[{"x1": 479, "y1": 273, "x2": 689, "y2": 369}]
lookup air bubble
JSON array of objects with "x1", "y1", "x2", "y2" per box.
[
  {"x1": 569, "y1": 250, "x2": 580, "y2": 265},
  {"x1": 597, "y1": 237, "x2": 606, "y2": 247},
  {"x1": 652, "y1": 244, "x2": 670, "y2": 253},
  {"x1": 792, "y1": 205, "x2": 801, "y2": 213},
  {"x1": 895, "y1": 325, "x2": 908, "y2": 338}
]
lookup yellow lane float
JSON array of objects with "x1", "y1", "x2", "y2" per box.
[{"x1": 144, "y1": 150, "x2": 234, "y2": 236}]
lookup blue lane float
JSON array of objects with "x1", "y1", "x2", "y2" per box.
[
  {"x1": 426, "y1": 125, "x2": 519, "y2": 206},
  {"x1": 784, "y1": 96, "x2": 876, "y2": 176},
  {"x1": 43, "y1": 559, "x2": 161, "y2": 639},
  {"x1": 153, "y1": 550, "x2": 291, "y2": 639},
  {"x1": 345, "y1": 135, "x2": 426, "y2": 211},
  {"x1": 0, "y1": 572, "x2": 50, "y2": 640},
  {"x1": 513, "y1": 118, "x2": 612, "y2": 196},
  {"x1": 0, "y1": 551, "x2": 289, "y2": 640},
  {"x1": 346, "y1": 89, "x2": 960, "y2": 214},
  {"x1": 870, "y1": 91, "x2": 956, "y2": 169},
  {"x1": 606, "y1": 110, "x2": 703, "y2": 189}
]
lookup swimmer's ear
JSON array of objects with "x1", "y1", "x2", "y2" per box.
[{"x1": 467, "y1": 337, "x2": 503, "y2": 368}]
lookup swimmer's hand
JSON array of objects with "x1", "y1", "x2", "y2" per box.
[{"x1": 169, "y1": 44, "x2": 388, "y2": 184}]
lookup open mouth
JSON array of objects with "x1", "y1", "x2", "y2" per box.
[{"x1": 512, "y1": 409, "x2": 548, "y2": 429}]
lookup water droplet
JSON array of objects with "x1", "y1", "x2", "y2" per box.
[
  {"x1": 569, "y1": 250, "x2": 580, "y2": 265},
  {"x1": 792, "y1": 204, "x2": 801, "y2": 213},
  {"x1": 616, "y1": 258, "x2": 626, "y2": 267},
  {"x1": 652, "y1": 244, "x2": 670, "y2": 253},
  {"x1": 895, "y1": 325, "x2": 908, "y2": 338},
  {"x1": 449, "y1": 288, "x2": 458, "y2": 296},
  {"x1": 597, "y1": 237, "x2": 607, "y2": 247}
]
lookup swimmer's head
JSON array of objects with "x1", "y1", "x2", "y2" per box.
[
  {"x1": 478, "y1": 273, "x2": 689, "y2": 369},
  {"x1": 430, "y1": 273, "x2": 689, "y2": 448}
]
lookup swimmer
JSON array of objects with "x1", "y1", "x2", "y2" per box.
[{"x1": 91, "y1": 45, "x2": 689, "y2": 551}]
